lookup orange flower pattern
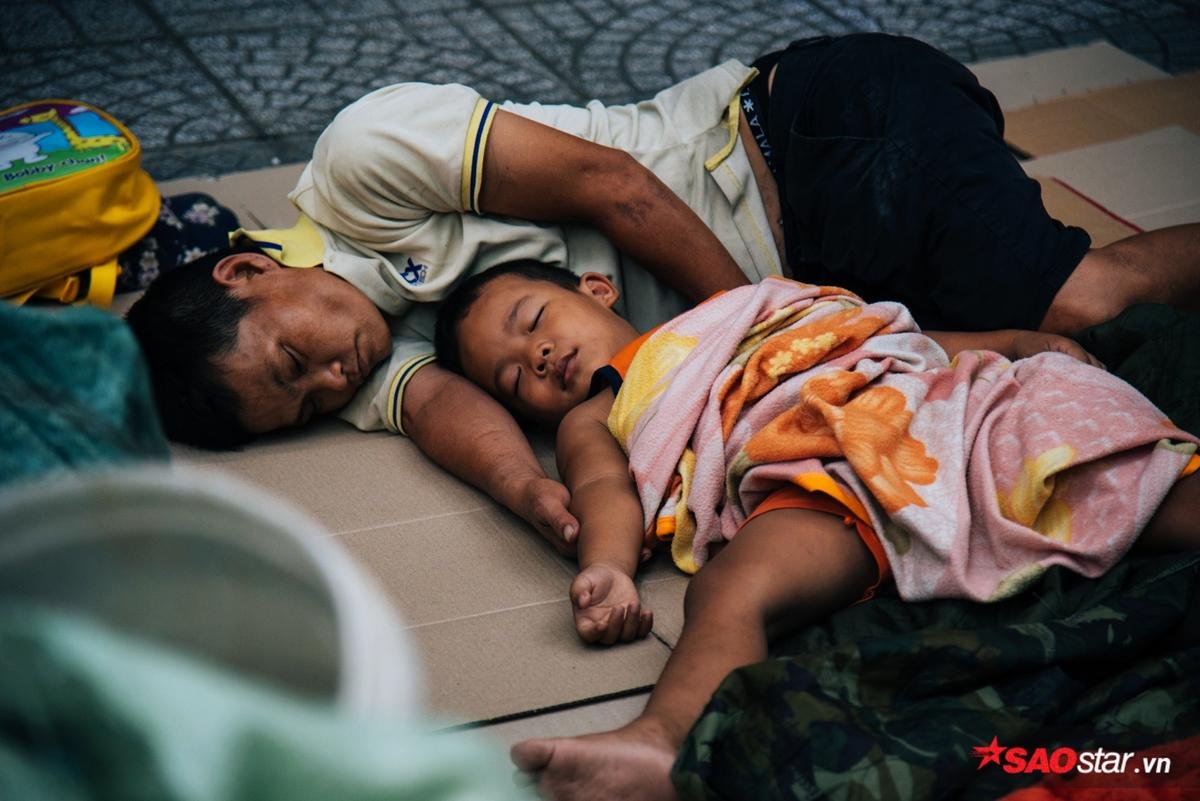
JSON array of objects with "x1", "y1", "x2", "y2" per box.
[{"x1": 720, "y1": 306, "x2": 885, "y2": 438}]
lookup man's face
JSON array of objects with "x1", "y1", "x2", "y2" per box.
[
  {"x1": 213, "y1": 254, "x2": 392, "y2": 433},
  {"x1": 457, "y1": 273, "x2": 638, "y2": 425}
]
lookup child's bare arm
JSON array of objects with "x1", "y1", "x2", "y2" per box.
[
  {"x1": 924, "y1": 329, "x2": 1102, "y2": 367},
  {"x1": 556, "y1": 391, "x2": 654, "y2": 644}
]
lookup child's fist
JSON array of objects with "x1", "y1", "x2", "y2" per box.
[{"x1": 570, "y1": 563, "x2": 654, "y2": 645}]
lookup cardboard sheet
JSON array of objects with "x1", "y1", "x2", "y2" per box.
[
  {"x1": 409, "y1": 603, "x2": 667, "y2": 722},
  {"x1": 1024, "y1": 127, "x2": 1200, "y2": 232},
  {"x1": 175, "y1": 421, "x2": 680, "y2": 723},
  {"x1": 970, "y1": 41, "x2": 1167, "y2": 112},
  {"x1": 1032, "y1": 175, "x2": 1139, "y2": 248},
  {"x1": 477, "y1": 691, "x2": 649, "y2": 746},
  {"x1": 1004, "y1": 72, "x2": 1200, "y2": 157}
]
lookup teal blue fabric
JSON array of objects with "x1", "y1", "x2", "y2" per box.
[
  {"x1": 0, "y1": 302, "x2": 168, "y2": 485},
  {"x1": 0, "y1": 606, "x2": 534, "y2": 801}
]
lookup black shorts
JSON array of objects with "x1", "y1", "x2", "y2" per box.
[{"x1": 752, "y1": 34, "x2": 1091, "y2": 331}]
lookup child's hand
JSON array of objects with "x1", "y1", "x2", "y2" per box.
[
  {"x1": 570, "y1": 562, "x2": 654, "y2": 645},
  {"x1": 1009, "y1": 331, "x2": 1104, "y2": 369}
]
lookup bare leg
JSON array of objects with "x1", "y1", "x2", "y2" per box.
[
  {"x1": 1135, "y1": 471, "x2": 1200, "y2": 552},
  {"x1": 1040, "y1": 223, "x2": 1200, "y2": 336},
  {"x1": 511, "y1": 509, "x2": 877, "y2": 801}
]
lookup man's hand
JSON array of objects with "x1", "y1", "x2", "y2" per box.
[
  {"x1": 1009, "y1": 330, "x2": 1104, "y2": 368},
  {"x1": 403, "y1": 364, "x2": 581, "y2": 553},
  {"x1": 926, "y1": 329, "x2": 1104, "y2": 368},
  {"x1": 570, "y1": 562, "x2": 653, "y2": 645},
  {"x1": 510, "y1": 476, "x2": 579, "y2": 558}
]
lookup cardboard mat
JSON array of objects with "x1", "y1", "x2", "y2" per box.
[
  {"x1": 174, "y1": 424, "x2": 680, "y2": 724},
  {"x1": 968, "y1": 41, "x2": 1168, "y2": 112},
  {"x1": 1024, "y1": 127, "x2": 1200, "y2": 233},
  {"x1": 152, "y1": 42, "x2": 1198, "y2": 729},
  {"x1": 1004, "y1": 73, "x2": 1200, "y2": 158}
]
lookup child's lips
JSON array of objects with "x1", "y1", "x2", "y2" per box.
[{"x1": 558, "y1": 351, "x2": 577, "y2": 389}]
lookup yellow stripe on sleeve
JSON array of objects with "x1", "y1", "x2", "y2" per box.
[
  {"x1": 460, "y1": 98, "x2": 497, "y2": 213},
  {"x1": 386, "y1": 353, "x2": 437, "y2": 436}
]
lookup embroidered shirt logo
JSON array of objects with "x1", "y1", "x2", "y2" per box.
[{"x1": 400, "y1": 257, "x2": 428, "y2": 285}]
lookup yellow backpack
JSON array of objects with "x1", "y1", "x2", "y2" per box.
[{"x1": 0, "y1": 100, "x2": 160, "y2": 307}]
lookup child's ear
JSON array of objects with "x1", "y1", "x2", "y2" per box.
[
  {"x1": 212, "y1": 252, "x2": 281, "y2": 289},
  {"x1": 578, "y1": 272, "x2": 620, "y2": 308}
]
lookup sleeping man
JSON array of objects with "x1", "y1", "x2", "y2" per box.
[{"x1": 433, "y1": 260, "x2": 1200, "y2": 801}]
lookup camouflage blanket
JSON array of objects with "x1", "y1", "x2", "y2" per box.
[{"x1": 672, "y1": 551, "x2": 1200, "y2": 800}]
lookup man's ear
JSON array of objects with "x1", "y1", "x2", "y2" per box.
[
  {"x1": 212, "y1": 252, "x2": 282, "y2": 290},
  {"x1": 578, "y1": 272, "x2": 620, "y2": 308}
]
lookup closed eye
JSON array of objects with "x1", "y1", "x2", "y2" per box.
[{"x1": 530, "y1": 305, "x2": 544, "y2": 331}]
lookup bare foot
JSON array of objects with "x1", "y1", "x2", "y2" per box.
[{"x1": 510, "y1": 718, "x2": 679, "y2": 801}]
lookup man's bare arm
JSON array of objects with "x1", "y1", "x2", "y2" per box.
[
  {"x1": 479, "y1": 110, "x2": 749, "y2": 303},
  {"x1": 924, "y1": 329, "x2": 1102, "y2": 366},
  {"x1": 401, "y1": 362, "x2": 579, "y2": 555}
]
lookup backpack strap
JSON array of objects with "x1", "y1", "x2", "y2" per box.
[{"x1": 9, "y1": 260, "x2": 119, "y2": 307}]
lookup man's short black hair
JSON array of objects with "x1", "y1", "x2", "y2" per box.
[
  {"x1": 125, "y1": 242, "x2": 264, "y2": 450},
  {"x1": 434, "y1": 260, "x2": 579, "y2": 375}
]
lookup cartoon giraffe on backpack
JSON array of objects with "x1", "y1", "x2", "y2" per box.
[
  {"x1": 20, "y1": 107, "x2": 130, "y2": 152},
  {"x1": 2, "y1": 106, "x2": 131, "y2": 171}
]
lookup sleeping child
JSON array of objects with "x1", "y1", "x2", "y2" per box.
[{"x1": 433, "y1": 261, "x2": 1200, "y2": 801}]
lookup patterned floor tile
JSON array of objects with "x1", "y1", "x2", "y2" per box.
[{"x1": 1, "y1": 0, "x2": 1196, "y2": 180}]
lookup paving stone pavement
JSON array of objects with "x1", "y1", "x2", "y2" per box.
[{"x1": 2, "y1": 0, "x2": 1199, "y2": 181}]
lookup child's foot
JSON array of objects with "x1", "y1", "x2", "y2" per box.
[{"x1": 510, "y1": 718, "x2": 679, "y2": 801}]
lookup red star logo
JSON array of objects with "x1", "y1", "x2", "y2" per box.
[{"x1": 973, "y1": 736, "x2": 1005, "y2": 769}]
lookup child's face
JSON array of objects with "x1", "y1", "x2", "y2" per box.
[{"x1": 457, "y1": 273, "x2": 639, "y2": 425}]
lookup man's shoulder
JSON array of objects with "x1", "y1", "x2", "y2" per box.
[{"x1": 341, "y1": 81, "x2": 482, "y2": 113}]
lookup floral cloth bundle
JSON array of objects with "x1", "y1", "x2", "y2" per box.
[{"x1": 609, "y1": 277, "x2": 1198, "y2": 601}]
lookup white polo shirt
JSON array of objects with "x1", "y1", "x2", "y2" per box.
[{"x1": 283, "y1": 59, "x2": 781, "y2": 434}]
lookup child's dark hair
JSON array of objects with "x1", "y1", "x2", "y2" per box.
[
  {"x1": 124, "y1": 242, "x2": 264, "y2": 450},
  {"x1": 434, "y1": 260, "x2": 579, "y2": 374}
]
